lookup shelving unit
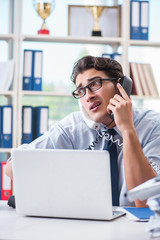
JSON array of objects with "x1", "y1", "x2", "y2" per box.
[
  {"x1": 1, "y1": 0, "x2": 160, "y2": 154},
  {"x1": 0, "y1": 0, "x2": 19, "y2": 156}
]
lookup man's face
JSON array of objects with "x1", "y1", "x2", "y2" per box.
[{"x1": 75, "y1": 68, "x2": 118, "y2": 125}]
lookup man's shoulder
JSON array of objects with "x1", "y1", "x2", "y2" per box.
[
  {"x1": 58, "y1": 111, "x2": 86, "y2": 128},
  {"x1": 133, "y1": 106, "x2": 160, "y2": 126}
]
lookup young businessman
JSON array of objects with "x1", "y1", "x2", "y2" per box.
[{"x1": 5, "y1": 56, "x2": 160, "y2": 207}]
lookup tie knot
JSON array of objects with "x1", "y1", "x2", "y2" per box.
[{"x1": 108, "y1": 128, "x2": 116, "y2": 137}]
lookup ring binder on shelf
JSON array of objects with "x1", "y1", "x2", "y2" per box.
[
  {"x1": 140, "y1": 1, "x2": 149, "y2": 40},
  {"x1": 1, "y1": 105, "x2": 13, "y2": 148},
  {"x1": 32, "y1": 50, "x2": 43, "y2": 91},
  {"x1": 22, "y1": 106, "x2": 33, "y2": 144},
  {"x1": 33, "y1": 106, "x2": 49, "y2": 140},
  {"x1": 130, "y1": 0, "x2": 140, "y2": 40},
  {"x1": 23, "y1": 50, "x2": 34, "y2": 90},
  {"x1": 0, "y1": 162, "x2": 12, "y2": 200}
]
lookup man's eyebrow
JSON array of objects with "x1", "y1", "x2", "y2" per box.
[{"x1": 77, "y1": 76, "x2": 102, "y2": 88}]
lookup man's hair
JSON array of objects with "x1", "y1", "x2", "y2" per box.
[{"x1": 71, "y1": 55, "x2": 124, "y2": 84}]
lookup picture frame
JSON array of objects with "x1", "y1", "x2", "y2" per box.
[{"x1": 68, "y1": 5, "x2": 121, "y2": 37}]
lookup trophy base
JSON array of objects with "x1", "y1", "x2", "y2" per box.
[
  {"x1": 92, "y1": 30, "x2": 102, "y2": 37},
  {"x1": 38, "y1": 29, "x2": 50, "y2": 35}
]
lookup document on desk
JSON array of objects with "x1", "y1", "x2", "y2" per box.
[{"x1": 123, "y1": 207, "x2": 154, "y2": 222}]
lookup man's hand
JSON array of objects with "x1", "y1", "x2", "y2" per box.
[{"x1": 107, "y1": 83, "x2": 134, "y2": 133}]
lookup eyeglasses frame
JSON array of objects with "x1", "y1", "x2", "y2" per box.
[{"x1": 72, "y1": 78, "x2": 118, "y2": 99}]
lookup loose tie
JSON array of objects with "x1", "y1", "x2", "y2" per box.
[{"x1": 103, "y1": 129, "x2": 119, "y2": 206}]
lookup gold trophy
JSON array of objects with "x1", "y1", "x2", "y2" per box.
[
  {"x1": 33, "y1": 0, "x2": 55, "y2": 35},
  {"x1": 88, "y1": 6, "x2": 104, "y2": 36}
]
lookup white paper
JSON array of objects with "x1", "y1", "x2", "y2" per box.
[{"x1": 0, "y1": 59, "x2": 15, "y2": 91}]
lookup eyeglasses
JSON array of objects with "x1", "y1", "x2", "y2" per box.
[{"x1": 72, "y1": 78, "x2": 118, "y2": 99}]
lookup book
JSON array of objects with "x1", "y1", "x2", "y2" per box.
[
  {"x1": 136, "y1": 63, "x2": 150, "y2": 96},
  {"x1": 142, "y1": 64, "x2": 159, "y2": 97},
  {"x1": 130, "y1": 62, "x2": 143, "y2": 96}
]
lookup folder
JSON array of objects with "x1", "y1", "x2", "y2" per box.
[
  {"x1": 1, "y1": 162, "x2": 12, "y2": 200},
  {"x1": 1, "y1": 105, "x2": 13, "y2": 148},
  {"x1": 130, "y1": 0, "x2": 140, "y2": 40},
  {"x1": 33, "y1": 106, "x2": 49, "y2": 140},
  {"x1": 22, "y1": 106, "x2": 33, "y2": 144},
  {"x1": 123, "y1": 207, "x2": 154, "y2": 222},
  {"x1": 140, "y1": 1, "x2": 149, "y2": 40},
  {"x1": 32, "y1": 50, "x2": 43, "y2": 91},
  {"x1": 23, "y1": 49, "x2": 33, "y2": 90}
]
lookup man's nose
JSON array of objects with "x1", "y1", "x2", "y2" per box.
[{"x1": 85, "y1": 88, "x2": 95, "y2": 101}]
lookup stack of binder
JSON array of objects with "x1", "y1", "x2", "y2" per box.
[
  {"x1": 22, "y1": 106, "x2": 49, "y2": 144},
  {"x1": 130, "y1": 0, "x2": 149, "y2": 40},
  {"x1": 0, "y1": 105, "x2": 13, "y2": 148},
  {"x1": 23, "y1": 49, "x2": 43, "y2": 91}
]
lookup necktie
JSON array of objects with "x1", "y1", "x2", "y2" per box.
[{"x1": 103, "y1": 129, "x2": 119, "y2": 206}]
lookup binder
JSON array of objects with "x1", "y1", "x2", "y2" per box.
[
  {"x1": 23, "y1": 50, "x2": 34, "y2": 90},
  {"x1": 1, "y1": 105, "x2": 13, "y2": 148},
  {"x1": 33, "y1": 106, "x2": 49, "y2": 140},
  {"x1": 0, "y1": 162, "x2": 1, "y2": 199},
  {"x1": 130, "y1": 0, "x2": 140, "y2": 40},
  {"x1": 32, "y1": 50, "x2": 43, "y2": 91},
  {"x1": 22, "y1": 106, "x2": 33, "y2": 144},
  {"x1": 1, "y1": 162, "x2": 12, "y2": 200},
  {"x1": 140, "y1": 1, "x2": 149, "y2": 40},
  {"x1": 0, "y1": 106, "x2": 1, "y2": 147}
]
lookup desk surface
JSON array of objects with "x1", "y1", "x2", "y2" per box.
[{"x1": 0, "y1": 201, "x2": 151, "y2": 240}]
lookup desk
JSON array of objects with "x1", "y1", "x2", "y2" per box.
[{"x1": 0, "y1": 201, "x2": 151, "y2": 240}]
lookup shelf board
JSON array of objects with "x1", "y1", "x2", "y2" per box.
[
  {"x1": 21, "y1": 35, "x2": 123, "y2": 45},
  {"x1": 129, "y1": 40, "x2": 160, "y2": 47},
  {"x1": 131, "y1": 95, "x2": 160, "y2": 100},
  {"x1": 0, "y1": 148, "x2": 12, "y2": 153},
  {"x1": 21, "y1": 91, "x2": 72, "y2": 97},
  {"x1": 0, "y1": 91, "x2": 14, "y2": 96},
  {"x1": 0, "y1": 34, "x2": 16, "y2": 41}
]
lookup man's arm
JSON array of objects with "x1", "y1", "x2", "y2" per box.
[{"x1": 108, "y1": 83, "x2": 157, "y2": 207}]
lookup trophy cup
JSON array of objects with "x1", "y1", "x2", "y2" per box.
[
  {"x1": 33, "y1": 0, "x2": 55, "y2": 35},
  {"x1": 88, "y1": 6, "x2": 104, "y2": 36}
]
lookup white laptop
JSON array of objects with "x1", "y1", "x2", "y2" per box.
[{"x1": 11, "y1": 148, "x2": 125, "y2": 220}]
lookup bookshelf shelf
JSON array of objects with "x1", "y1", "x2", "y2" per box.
[
  {"x1": 0, "y1": 148, "x2": 12, "y2": 153},
  {"x1": 0, "y1": 91, "x2": 14, "y2": 96},
  {"x1": 21, "y1": 91, "x2": 72, "y2": 97},
  {"x1": 0, "y1": 34, "x2": 16, "y2": 41},
  {"x1": 129, "y1": 40, "x2": 160, "y2": 48},
  {"x1": 21, "y1": 35, "x2": 123, "y2": 45}
]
